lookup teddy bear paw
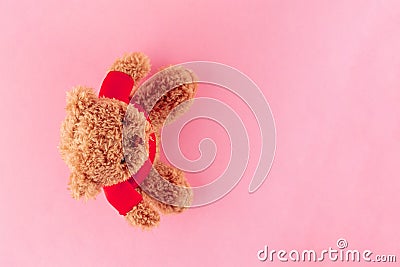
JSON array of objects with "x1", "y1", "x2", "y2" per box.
[
  {"x1": 125, "y1": 201, "x2": 160, "y2": 229},
  {"x1": 110, "y1": 52, "x2": 151, "y2": 82}
]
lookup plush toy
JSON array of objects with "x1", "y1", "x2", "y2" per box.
[{"x1": 59, "y1": 52, "x2": 197, "y2": 228}]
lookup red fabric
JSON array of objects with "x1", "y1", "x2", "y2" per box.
[
  {"x1": 99, "y1": 71, "x2": 133, "y2": 104},
  {"x1": 103, "y1": 182, "x2": 143, "y2": 216},
  {"x1": 99, "y1": 71, "x2": 157, "y2": 216},
  {"x1": 103, "y1": 133, "x2": 156, "y2": 216}
]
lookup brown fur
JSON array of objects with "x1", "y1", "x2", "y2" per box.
[
  {"x1": 142, "y1": 161, "x2": 192, "y2": 214},
  {"x1": 110, "y1": 52, "x2": 151, "y2": 83},
  {"x1": 59, "y1": 52, "x2": 197, "y2": 229},
  {"x1": 125, "y1": 201, "x2": 160, "y2": 229},
  {"x1": 150, "y1": 66, "x2": 198, "y2": 128},
  {"x1": 131, "y1": 65, "x2": 198, "y2": 130}
]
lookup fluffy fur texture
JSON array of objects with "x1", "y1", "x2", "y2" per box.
[
  {"x1": 142, "y1": 161, "x2": 192, "y2": 214},
  {"x1": 59, "y1": 52, "x2": 198, "y2": 229},
  {"x1": 131, "y1": 65, "x2": 198, "y2": 130},
  {"x1": 125, "y1": 201, "x2": 160, "y2": 228},
  {"x1": 122, "y1": 104, "x2": 148, "y2": 175},
  {"x1": 110, "y1": 52, "x2": 151, "y2": 83},
  {"x1": 60, "y1": 86, "x2": 131, "y2": 199}
]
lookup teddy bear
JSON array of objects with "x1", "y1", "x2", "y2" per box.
[{"x1": 59, "y1": 52, "x2": 197, "y2": 228}]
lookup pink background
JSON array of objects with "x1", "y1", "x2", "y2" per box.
[{"x1": 0, "y1": 0, "x2": 399, "y2": 266}]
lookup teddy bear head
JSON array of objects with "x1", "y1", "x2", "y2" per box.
[{"x1": 59, "y1": 86, "x2": 149, "y2": 200}]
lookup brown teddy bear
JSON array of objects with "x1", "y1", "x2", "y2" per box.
[{"x1": 59, "y1": 52, "x2": 197, "y2": 229}]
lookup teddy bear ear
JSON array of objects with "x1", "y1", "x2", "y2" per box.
[
  {"x1": 65, "y1": 86, "x2": 97, "y2": 115},
  {"x1": 68, "y1": 172, "x2": 101, "y2": 200}
]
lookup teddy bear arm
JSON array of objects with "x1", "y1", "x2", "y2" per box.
[
  {"x1": 109, "y1": 52, "x2": 151, "y2": 84},
  {"x1": 125, "y1": 201, "x2": 160, "y2": 229},
  {"x1": 68, "y1": 172, "x2": 101, "y2": 200}
]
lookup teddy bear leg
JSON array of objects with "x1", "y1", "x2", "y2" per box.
[
  {"x1": 125, "y1": 201, "x2": 160, "y2": 229},
  {"x1": 149, "y1": 82, "x2": 197, "y2": 129},
  {"x1": 135, "y1": 65, "x2": 197, "y2": 130},
  {"x1": 141, "y1": 161, "x2": 192, "y2": 215}
]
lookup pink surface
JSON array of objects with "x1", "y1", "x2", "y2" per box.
[{"x1": 0, "y1": 0, "x2": 399, "y2": 266}]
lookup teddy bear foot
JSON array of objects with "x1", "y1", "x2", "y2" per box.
[
  {"x1": 125, "y1": 201, "x2": 160, "y2": 229},
  {"x1": 141, "y1": 161, "x2": 193, "y2": 215},
  {"x1": 142, "y1": 191, "x2": 189, "y2": 215}
]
